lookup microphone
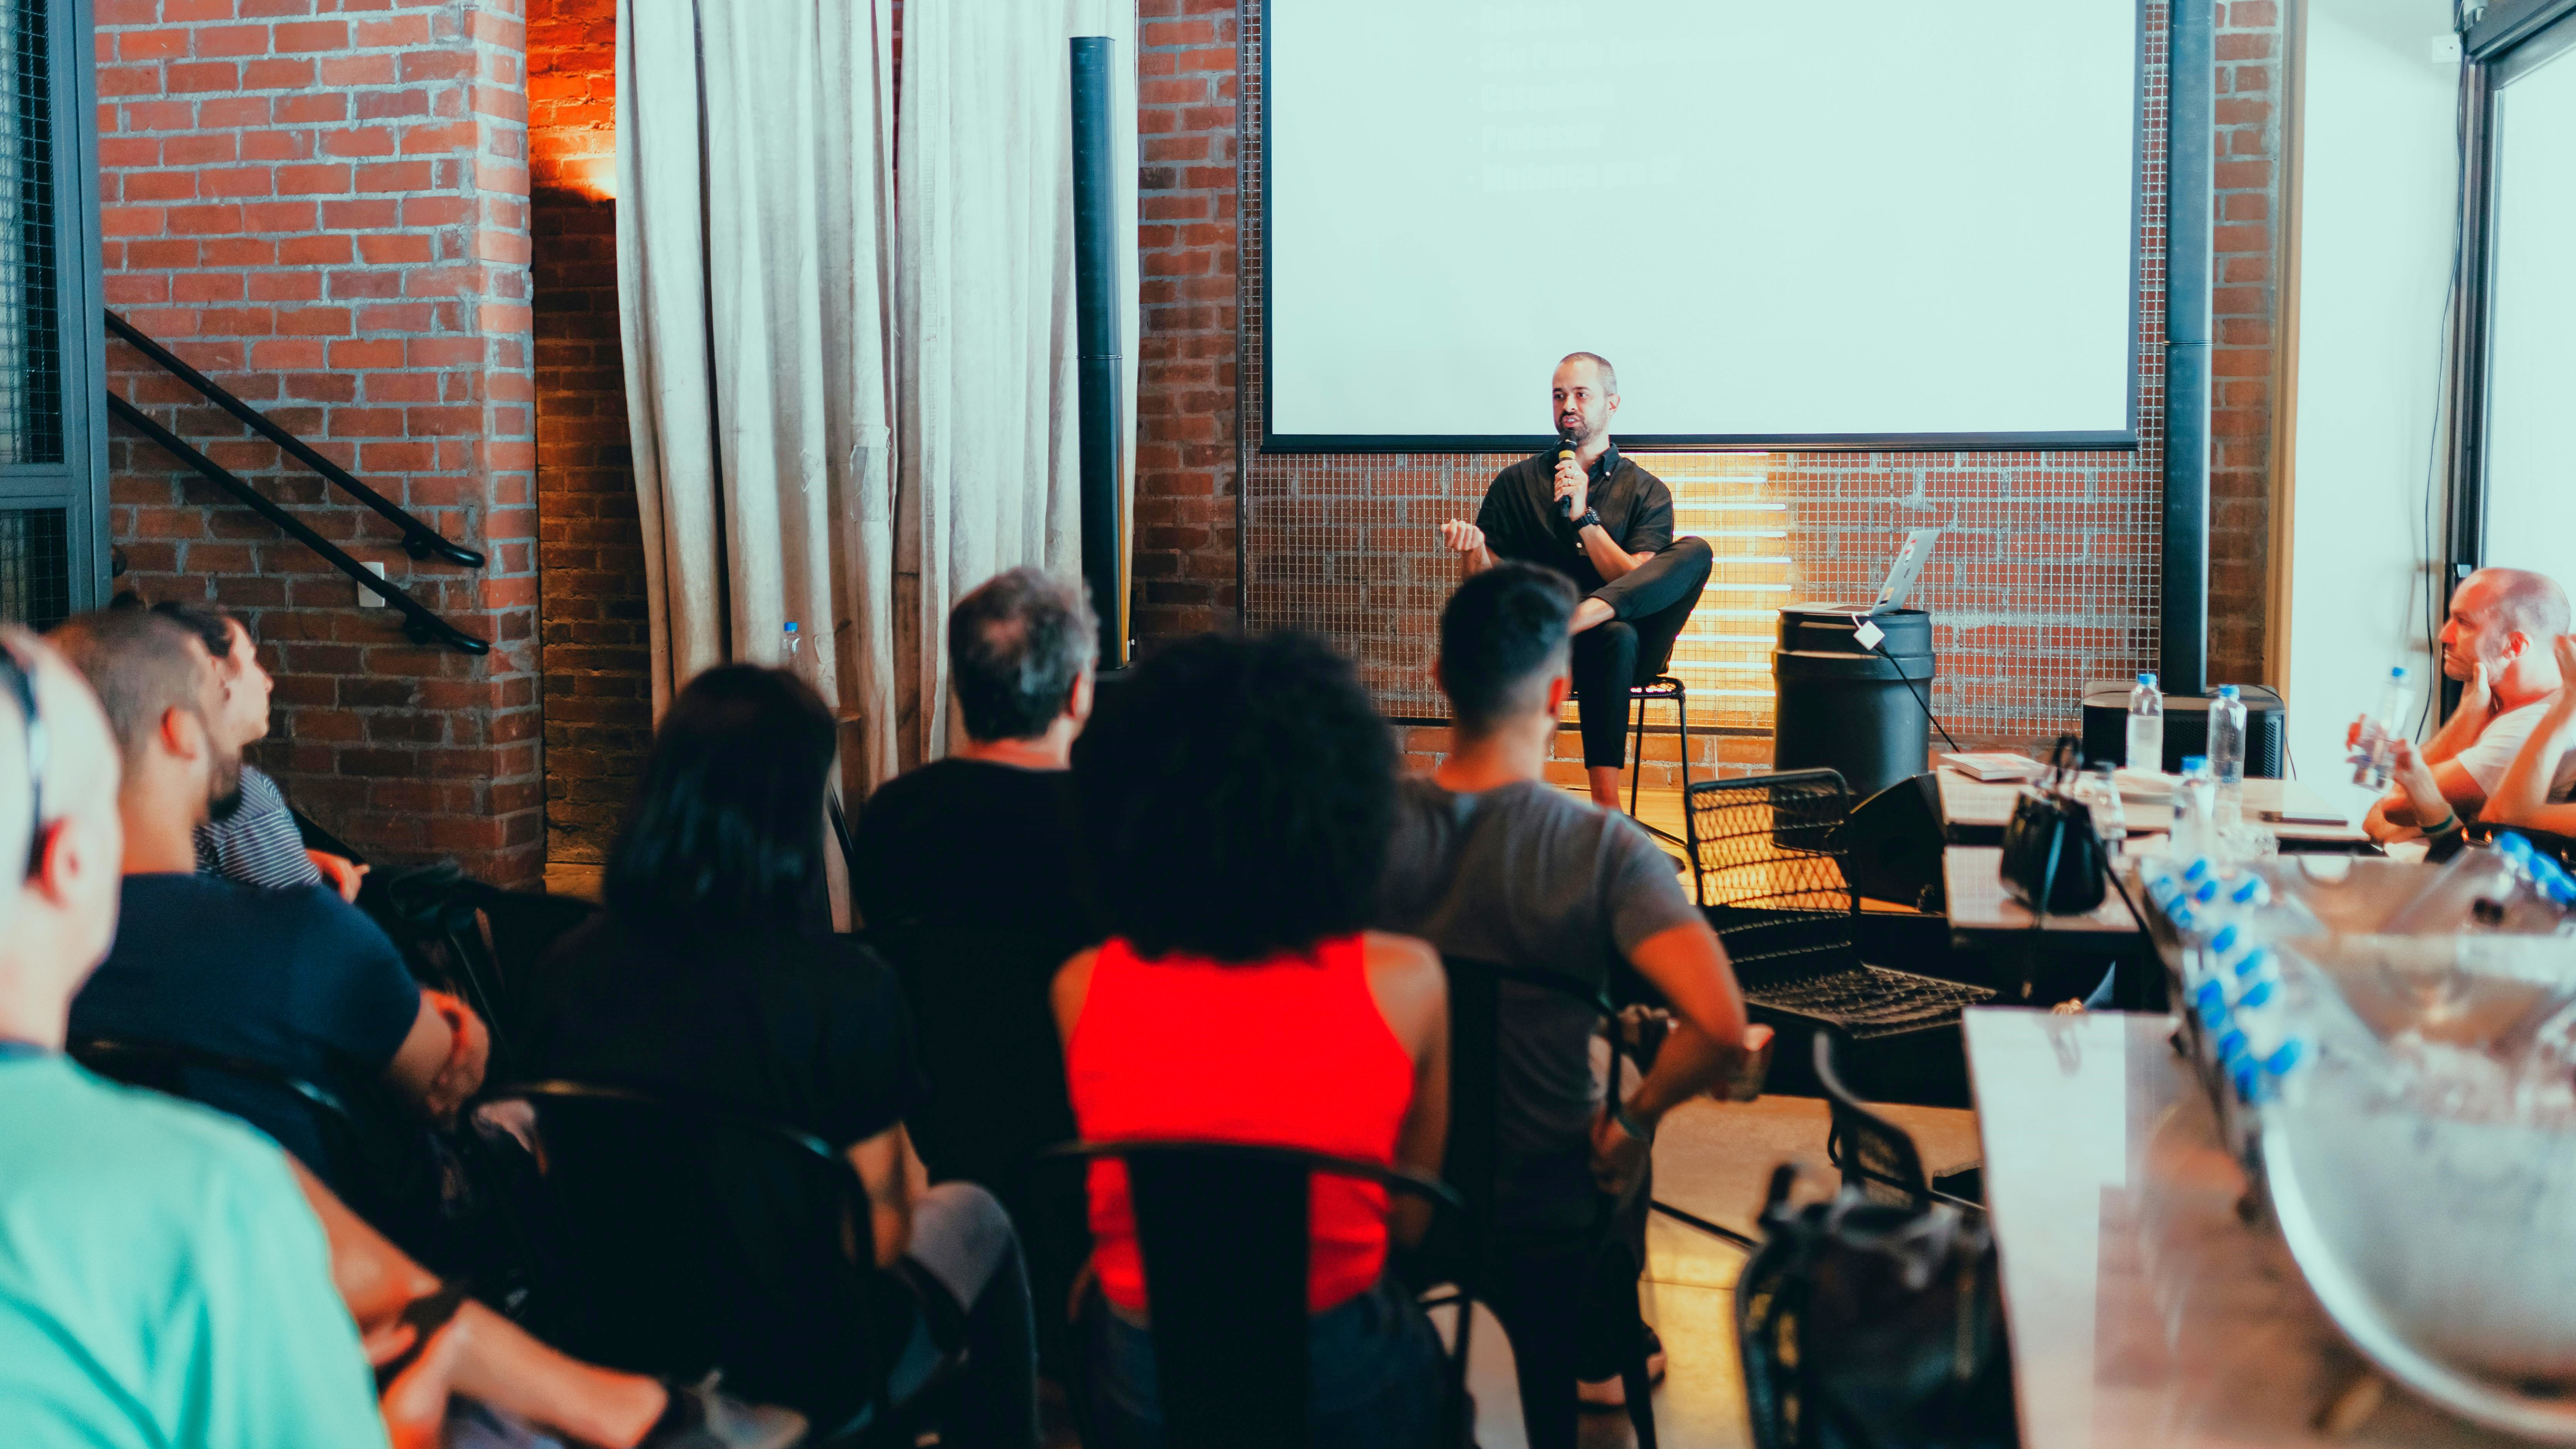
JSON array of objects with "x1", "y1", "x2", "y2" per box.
[{"x1": 1556, "y1": 431, "x2": 1578, "y2": 519}]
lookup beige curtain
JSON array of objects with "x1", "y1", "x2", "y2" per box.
[
  {"x1": 894, "y1": 0, "x2": 1140, "y2": 766},
  {"x1": 616, "y1": 0, "x2": 901, "y2": 793}
]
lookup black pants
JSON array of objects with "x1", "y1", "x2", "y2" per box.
[{"x1": 1569, "y1": 537, "x2": 1713, "y2": 770}]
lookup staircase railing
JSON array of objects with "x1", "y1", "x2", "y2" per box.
[{"x1": 102, "y1": 310, "x2": 490, "y2": 656}]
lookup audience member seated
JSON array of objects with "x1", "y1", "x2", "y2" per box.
[
  {"x1": 49, "y1": 609, "x2": 487, "y2": 1251},
  {"x1": 1377, "y1": 563, "x2": 1752, "y2": 1441},
  {"x1": 2363, "y1": 567, "x2": 2568, "y2": 842},
  {"x1": 853, "y1": 565, "x2": 1096, "y2": 953},
  {"x1": 1055, "y1": 630, "x2": 1451, "y2": 1449},
  {"x1": 141, "y1": 599, "x2": 365, "y2": 899},
  {"x1": 516, "y1": 663, "x2": 1039, "y2": 1449},
  {"x1": 2387, "y1": 631, "x2": 2576, "y2": 846},
  {"x1": 0, "y1": 628, "x2": 799, "y2": 1449}
]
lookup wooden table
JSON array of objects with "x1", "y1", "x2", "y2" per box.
[
  {"x1": 1965, "y1": 1008, "x2": 2527, "y2": 1449},
  {"x1": 1944, "y1": 847, "x2": 2157, "y2": 1006},
  {"x1": 1936, "y1": 769, "x2": 2369, "y2": 850}
]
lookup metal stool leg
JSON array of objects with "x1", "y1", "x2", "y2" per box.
[
  {"x1": 1673, "y1": 677, "x2": 1693, "y2": 800},
  {"x1": 1629, "y1": 682, "x2": 1646, "y2": 818}
]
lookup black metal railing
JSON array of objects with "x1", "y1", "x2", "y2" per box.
[{"x1": 102, "y1": 310, "x2": 489, "y2": 656}]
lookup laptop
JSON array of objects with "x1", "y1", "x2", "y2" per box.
[{"x1": 1872, "y1": 527, "x2": 1943, "y2": 612}]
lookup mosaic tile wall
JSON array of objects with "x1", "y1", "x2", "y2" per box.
[{"x1": 1234, "y1": 5, "x2": 2196, "y2": 756}]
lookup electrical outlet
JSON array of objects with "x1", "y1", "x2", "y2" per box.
[
  {"x1": 357, "y1": 560, "x2": 388, "y2": 608},
  {"x1": 2432, "y1": 34, "x2": 2463, "y2": 63}
]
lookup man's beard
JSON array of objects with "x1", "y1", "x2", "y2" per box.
[{"x1": 207, "y1": 757, "x2": 246, "y2": 823}]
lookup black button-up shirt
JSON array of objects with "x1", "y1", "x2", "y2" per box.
[{"x1": 1473, "y1": 443, "x2": 1676, "y2": 594}]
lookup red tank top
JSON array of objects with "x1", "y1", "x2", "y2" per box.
[{"x1": 1065, "y1": 934, "x2": 1418, "y2": 1315}]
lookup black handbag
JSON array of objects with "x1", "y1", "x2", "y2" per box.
[
  {"x1": 1736, "y1": 1166, "x2": 2016, "y2": 1449},
  {"x1": 1999, "y1": 734, "x2": 2107, "y2": 914}
]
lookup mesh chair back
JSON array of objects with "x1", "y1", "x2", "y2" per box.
[
  {"x1": 1685, "y1": 770, "x2": 1861, "y2": 985},
  {"x1": 1045, "y1": 1140, "x2": 1461, "y2": 1449},
  {"x1": 485, "y1": 1081, "x2": 911, "y2": 1431},
  {"x1": 1812, "y1": 1034, "x2": 1932, "y2": 1212}
]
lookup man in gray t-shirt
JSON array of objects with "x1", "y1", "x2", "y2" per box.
[{"x1": 1377, "y1": 564, "x2": 1750, "y2": 1208}]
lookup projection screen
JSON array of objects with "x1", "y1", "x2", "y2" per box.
[{"x1": 1261, "y1": 0, "x2": 2144, "y2": 451}]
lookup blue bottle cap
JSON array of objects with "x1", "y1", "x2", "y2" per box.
[
  {"x1": 2265, "y1": 1040, "x2": 2305, "y2": 1076},
  {"x1": 2138, "y1": 671, "x2": 2156, "y2": 685},
  {"x1": 2219, "y1": 684, "x2": 2239, "y2": 698},
  {"x1": 2390, "y1": 666, "x2": 2408, "y2": 680},
  {"x1": 2184, "y1": 858, "x2": 2214, "y2": 882},
  {"x1": 2182, "y1": 755, "x2": 2208, "y2": 772},
  {"x1": 2171, "y1": 907, "x2": 2199, "y2": 934},
  {"x1": 2199, "y1": 995, "x2": 2229, "y2": 1028},
  {"x1": 2234, "y1": 947, "x2": 2271, "y2": 979},
  {"x1": 2230, "y1": 877, "x2": 2266, "y2": 906},
  {"x1": 783, "y1": 621, "x2": 798, "y2": 632},
  {"x1": 2233, "y1": 1061, "x2": 2265, "y2": 1103},
  {"x1": 2194, "y1": 880, "x2": 2222, "y2": 906},
  {"x1": 2237, "y1": 979, "x2": 2275, "y2": 1010},
  {"x1": 2210, "y1": 924, "x2": 2239, "y2": 954},
  {"x1": 2217, "y1": 1028, "x2": 2248, "y2": 1063}
]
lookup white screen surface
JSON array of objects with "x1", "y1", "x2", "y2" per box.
[{"x1": 1264, "y1": 1, "x2": 2142, "y2": 447}]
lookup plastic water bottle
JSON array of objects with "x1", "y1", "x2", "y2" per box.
[
  {"x1": 2349, "y1": 666, "x2": 2414, "y2": 788},
  {"x1": 2384, "y1": 831, "x2": 2569, "y2": 937},
  {"x1": 2126, "y1": 672, "x2": 2165, "y2": 772},
  {"x1": 781, "y1": 621, "x2": 811, "y2": 688},
  {"x1": 2209, "y1": 685, "x2": 2247, "y2": 832},
  {"x1": 2173, "y1": 756, "x2": 2216, "y2": 863}
]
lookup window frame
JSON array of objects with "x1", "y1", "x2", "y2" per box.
[{"x1": 0, "y1": 0, "x2": 105, "y2": 616}]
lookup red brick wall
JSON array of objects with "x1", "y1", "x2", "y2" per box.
[
  {"x1": 1125, "y1": 1, "x2": 2288, "y2": 789},
  {"x1": 2211, "y1": 0, "x2": 2283, "y2": 686},
  {"x1": 525, "y1": 0, "x2": 643, "y2": 869},
  {"x1": 1133, "y1": 1, "x2": 1241, "y2": 640},
  {"x1": 96, "y1": 0, "x2": 543, "y2": 885}
]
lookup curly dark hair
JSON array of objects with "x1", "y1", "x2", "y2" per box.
[
  {"x1": 605, "y1": 664, "x2": 836, "y2": 931},
  {"x1": 1076, "y1": 631, "x2": 1395, "y2": 963}
]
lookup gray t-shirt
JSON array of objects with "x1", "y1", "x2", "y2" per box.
[{"x1": 1376, "y1": 777, "x2": 1701, "y2": 1163}]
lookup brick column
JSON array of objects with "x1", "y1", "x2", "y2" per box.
[
  {"x1": 2210, "y1": 0, "x2": 2287, "y2": 686},
  {"x1": 527, "y1": 0, "x2": 644, "y2": 875},
  {"x1": 96, "y1": 0, "x2": 542, "y2": 886}
]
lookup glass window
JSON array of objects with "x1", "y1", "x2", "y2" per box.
[{"x1": 0, "y1": 0, "x2": 63, "y2": 466}]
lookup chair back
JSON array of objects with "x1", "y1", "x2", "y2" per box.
[
  {"x1": 1812, "y1": 1033, "x2": 1931, "y2": 1212},
  {"x1": 69, "y1": 1035, "x2": 425, "y2": 1223},
  {"x1": 1433, "y1": 956, "x2": 1624, "y2": 1245},
  {"x1": 483, "y1": 1080, "x2": 914, "y2": 1431},
  {"x1": 1044, "y1": 1139, "x2": 1461, "y2": 1449},
  {"x1": 1685, "y1": 771, "x2": 1863, "y2": 985}
]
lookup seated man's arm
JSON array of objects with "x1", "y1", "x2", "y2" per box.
[
  {"x1": 289, "y1": 1161, "x2": 669, "y2": 1448},
  {"x1": 1590, "y1": 918, "x2": 1750, "y2": 1196},
  {"x1": 844, "y1": 1125, "x2": 915, "y2": 1270},
  {"x1": 2482, "y1": 662, "x2": 2576, "y2": 834},
  {"x1": 380, "y1": 991, "x2": 488, "y2": 1128}
]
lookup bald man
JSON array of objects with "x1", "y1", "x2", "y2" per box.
[
  {"x1": 2363, "y1": 567, "x2": 2570, "y2": 842},
  {"x1": 1439, "y1": 353, "x2": 1714, "y2": 809}
]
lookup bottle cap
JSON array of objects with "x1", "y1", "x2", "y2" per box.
[
  {"x1": 2209, "y1": 923, "x2": 2238, "y2": 954},
  {"x1": 2498, "y1": 832, "x2": 2531, "y2": 862},
  {"x1": 2229, "y1": 877, "x2": 2269, "y2": 907},
  {"x1": 2194, "y1": 880, "x2": 2221, "y2": 906},
  {"x1": 2233, "y1": 1060, "x2": 2263, "y2": 1103},
  {"x1": 2184, "y1": 857, "x2": 2214, "y2": 882},
  {"x1": 2266, "y1": 1040, "x2": 2305, "y2": 1076},
  {"x1": 2234, "y1": 947, "x2": 2271, "y2": 979},
  {"x1": 2219, "y1": 684, "x2": 2239, "y2": 698},
  {"x1": 2216, "y1": 1027, "x2": 2248, "y2": 1063},
  {"x1": 2182, "y1": 755, "x2": 2208, "y2": 772},
  {"x1": 783, "y1": 621, "x2": 799, "y2": 633},
  {"x1": 2390, "y1": 666, "x2": 2408, "y2": 680},
  {"x1": 2238, "y1": 979, "x2": 2275, "y2": 1010},
  {"x1": 2138, "y1": 671, "x2": 2156, "y2": 685}
]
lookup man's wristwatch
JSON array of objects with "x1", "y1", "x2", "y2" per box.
[
  {"x1": 1573, "y1": 509, "x2": 1602, "y2": 535},
  {"x1": 1610, "y1": 1098, "x2": 1655, "y2": 1144}
]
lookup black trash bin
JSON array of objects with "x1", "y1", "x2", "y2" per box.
[{"x1": 1771, "y1": 606, "x2": 1935, "y2": 804}]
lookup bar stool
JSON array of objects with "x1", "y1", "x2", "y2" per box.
[{"x1": 1626, "y1": 674, "x2": 1691, "y2": 847}]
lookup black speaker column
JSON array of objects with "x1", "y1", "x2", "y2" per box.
[
  {"x1": 1835, "y1": 773, "x2": 1948, "y2": 912},
  {"x1": 1070, "y1": 36, "x2": 1129, "y2": 668}
]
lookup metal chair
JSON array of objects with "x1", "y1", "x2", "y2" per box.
[
  {"x1": 1812, "y1": 1033, "x2": 1981, "y2": 1215},
  {"x1": 1042, "y1": 1139, "x2": 1466, "y2": 1449},
  {"x1": 1626, "y1": 674, "x2": 1693, "y2": 847},
  {"x1": 1684, "y1": 770, "x2": 1994, "y2": 1061},
  {"x1": 1436, "y1": 956, "x2": 1662, "y2": 1449},
  {"x1": 480, "y1": 1080, "x2": 963, "y2": 1446}
]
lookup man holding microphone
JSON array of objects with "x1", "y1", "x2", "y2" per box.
[{"x1": 1440, "y1": 353, "x2": 1714, "y2": 809}]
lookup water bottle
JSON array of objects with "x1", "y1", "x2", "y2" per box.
[
  {"x1": 2349, "y1": 665, "x2": 2414, "y2": 789},
  {"x1": 781, "y1": 621, "x2": 813, "y2": 690},
  {"x1": 2173, "y1": 756, "x2": 2216, "y2": 863},
  {"x1": 2209, "y1": 685, "x2": 2247, "y2": 831},
  {"x1": 2126, "y1": 672, "x2": 2165, "y2": 772}
]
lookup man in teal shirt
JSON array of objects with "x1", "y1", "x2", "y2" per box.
[{"x1": 0, "y1": 627, "x2": 388, "y2": 1446}]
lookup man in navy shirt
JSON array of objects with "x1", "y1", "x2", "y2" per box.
[
  {"x1": 50, "y1": 610, "x2": 486, "y2": 1234},
  {"x1": 1437, "y1": 353, "x2": 1713, "y2": 808}
]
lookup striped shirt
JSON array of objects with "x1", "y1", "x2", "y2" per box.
[{"x1": 195, "y1": 765, "x2": 324, "y2": 891}]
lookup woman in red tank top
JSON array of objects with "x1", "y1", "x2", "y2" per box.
[{"x1": 1053, "y1": 631, "x2": 1450, "y2": 1449}]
